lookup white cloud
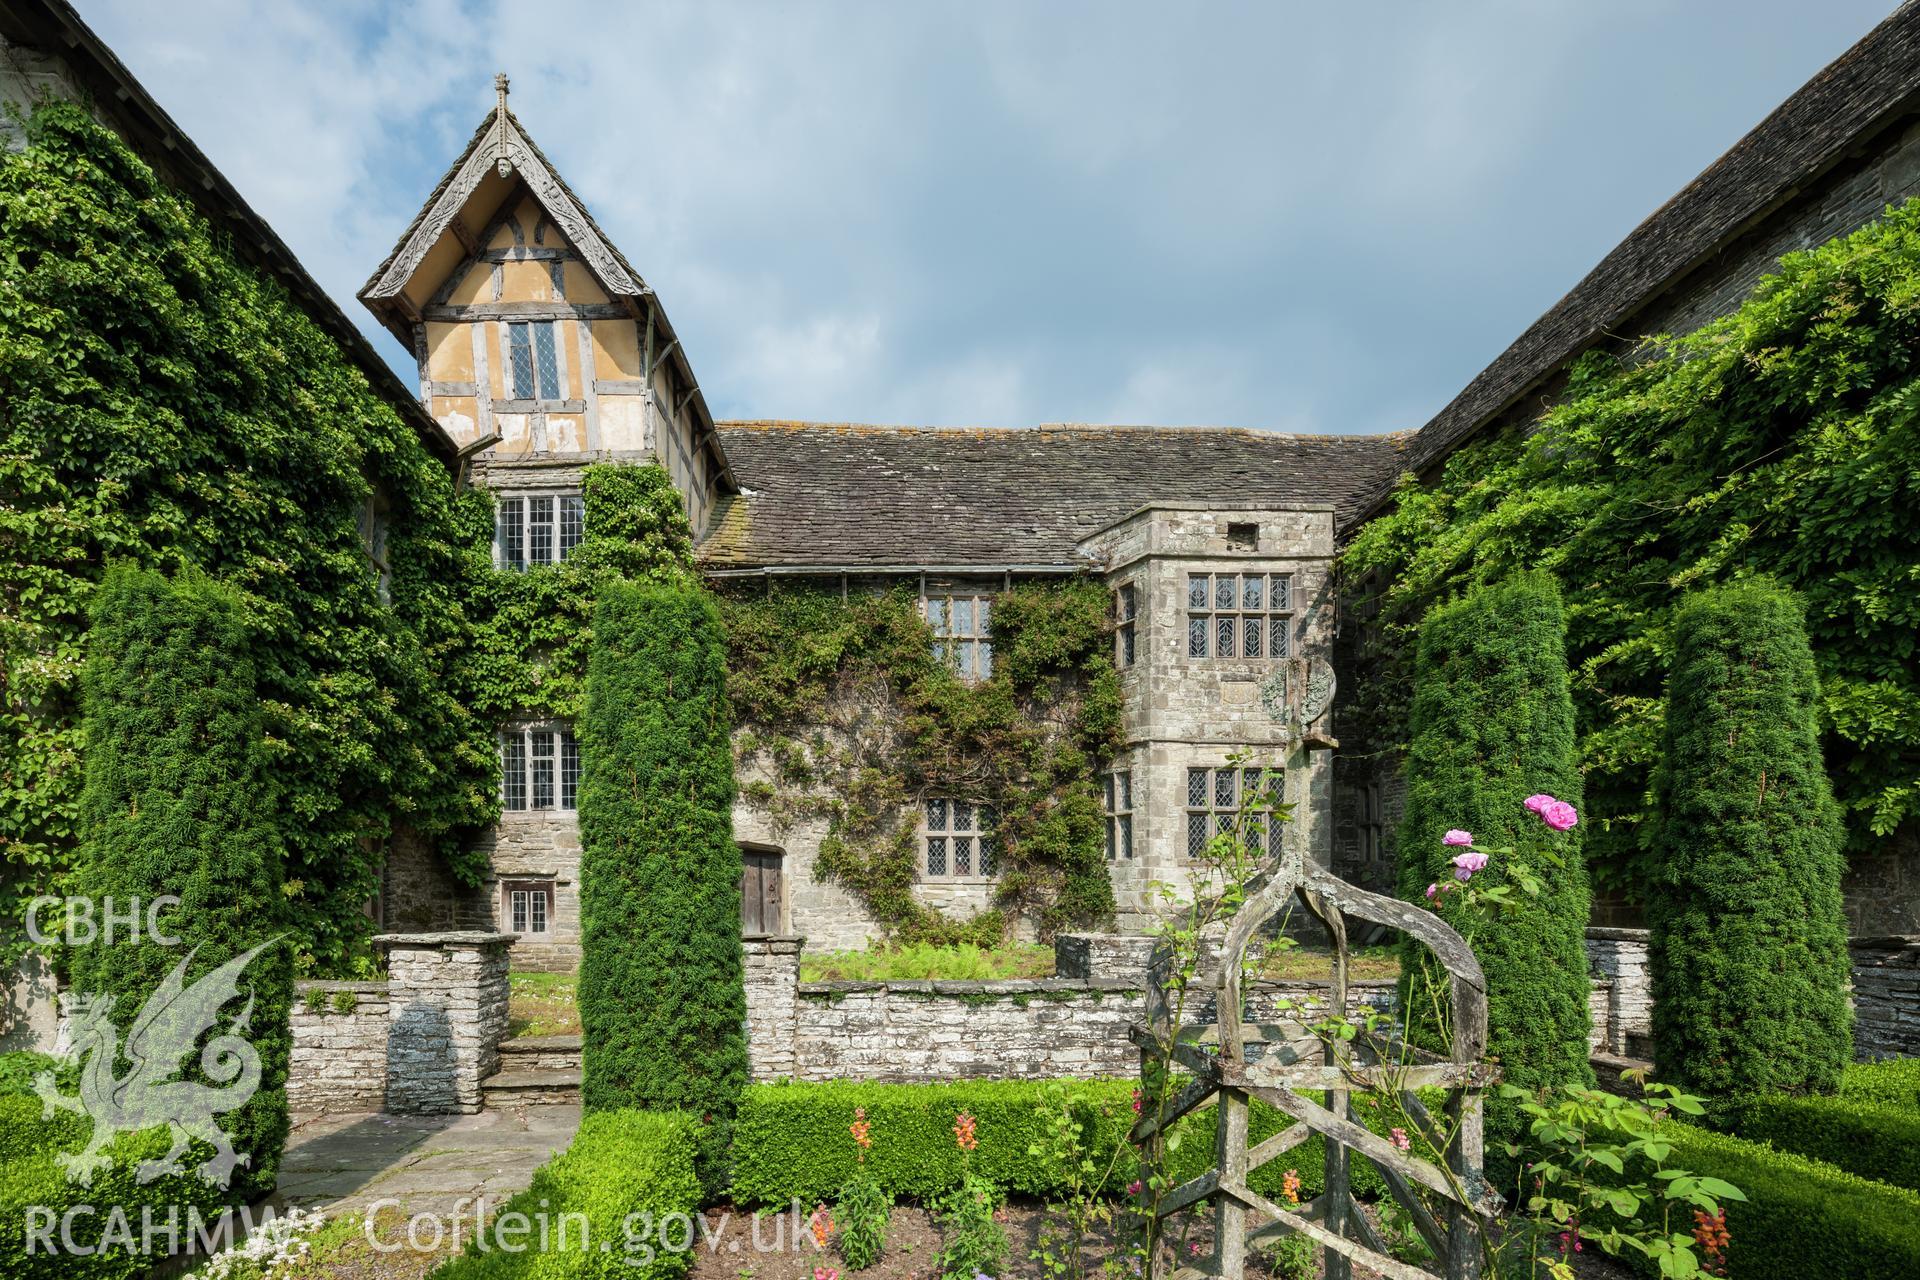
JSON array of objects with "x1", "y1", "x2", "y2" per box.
[{"x1": 70, "y1": 0, "x2": 1899, "y2": 434}]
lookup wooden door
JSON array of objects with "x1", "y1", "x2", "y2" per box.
[{"x1": 741, "y1": 849, "x2": 784, "y2": 936}]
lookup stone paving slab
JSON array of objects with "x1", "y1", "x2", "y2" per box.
[{"x1": 274, "y1": 1105, "x2": 581, "y2": 1224}]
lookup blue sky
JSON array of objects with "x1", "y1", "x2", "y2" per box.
[{"x1": 78, "y1": 1, "x2": 1899, "y2": 434}]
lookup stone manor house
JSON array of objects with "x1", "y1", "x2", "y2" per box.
[{"x1": 5, "y1": 0, "x2": 1920, "y2": 993}]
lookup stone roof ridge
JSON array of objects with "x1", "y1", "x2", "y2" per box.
[{"x1": 717, "y1": 418, "x2": 1416, "y2": 447}]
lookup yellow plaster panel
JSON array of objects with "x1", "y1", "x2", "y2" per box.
[
  {"x1": 425, "y1": 323, "x2": 473, "y2": 381},
  {"x1": 446, "y1": 258, "x2": 493, "y2": 306},
  {"x1": 546, "y1": 414, "x2": 586, "y2": 453},
  {"x1": 599, "y1": 396, "x2": 647, "y2": 451},
  {"x1": 561, "y1": 321, "x2": 589, "y2": 399},
  {"x1": 591, "y1": 320, "x2": 642, "y2": 379},
  {"x1": 430, "y1": 396, "x2": 479, "y2": 444},
  {"x1": 494, "y1": 412, "x2": 531, "y2": 454},
  {"x1": 481, "y1": 323, "x2": 507, "y2": 400},
  {"x1": 499, "y1": 259, "x2": 554, "y2": 302},
  {"x1": 562, "y1": 261, "x2": 608, "y2": 303}
]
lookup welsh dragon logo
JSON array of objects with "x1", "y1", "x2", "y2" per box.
[{"x1": 35, "y1": 939, "x2": 280, "y2": 1189}]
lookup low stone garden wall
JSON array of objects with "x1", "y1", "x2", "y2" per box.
[{"x1": 284, "y1": 931, "x2": 514, "y2": 1115}]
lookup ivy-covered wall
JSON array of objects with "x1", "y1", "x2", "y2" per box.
[
  {"x1": 1343, "y1": 199, "x2": 1920, "y2": 916},
  {"x1": 0, "y1": 104, "x2": 496, "y2": 975},
  {"x1": 720, "y1": 578, "x2": 1123, "y2": 943}
]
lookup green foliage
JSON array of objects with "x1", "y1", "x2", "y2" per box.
[
  {"x1": 65, "y1": 565, "x2": 291, "y2": 1199},
  {"x1": 801, "y1": 941, "x2": 1055, "y2": 982},
  {"x1": 0, "y1": 104, "x2": 495, "y2": 973},
  {"x1": 1503, "y1": 1079, "x2": 1741, "y2": 1279},
  {"x1": 720, "y1": 578, "x2": 1122, "y2": 940},
  {"x1": 1344, "y1": 200, "x2": 1920, "y2": 895},
  {"x1": 1838, "y1": 1056, "x2": 1920, "y2": 1107},
  {"x1": 1654, "y1": 1122, "x2": 1920, "y2": 1280},
  {"x1": 577, "y1": 582, "x2": 747, "y2": 1180},
  {"x1": 464, "y1": 463, "x2": 694, "y2": 724},
  {"x1": 1716, "y1": 1092, "x2": 1920, "y2": 1194},
  {"x1": 0, "y1": 1052, "x2": 63, "y2": 1100},
  {"x1": 0, "y1": 1095, "x2": 228, "y2": 1279},
  {"x1": 834, "y1": 1167, "x2": 891, "y2": 1270},
  {"x1": 1395, "y1": 573, "x2": 1592, "y2": 1155},
  {"x1": 1647, "y1": 581, "x2": 1852, "y2": 1098},
  {"x1": 430, "y1": 1110, "x2": 703, "y2": 1280},
  {"x1": 1026, "y1": 1079, "x2": 1134, "y2": 1280},
  {"x1": 932, "y1": 1171, "x2": 1007, "y2": 1280},
  {"x1": 728, "y1": 1078, "x2": 1429, "y2": 1208}
]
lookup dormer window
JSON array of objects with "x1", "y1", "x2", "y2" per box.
[{"x1": 506, "y1": 320, "x2": 562, "y2": 400}]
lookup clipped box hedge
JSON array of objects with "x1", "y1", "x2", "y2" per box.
[
  {"x1": 1838, "y1": 1056, "x2": 1920, "y2": 1108},
  {"x1": 729, "y1": 1078, "x2": 1438, "y2": 1208},
  {"x1": 1719, "y1": 1091, "x2": 1920, "y2": 1194},
  {"x1": 1660, "y1": 1123, "x2": 1920, "y2": 1280},
  {"x1": 0, "y1": 1095, "x2": 229, "y2": 1280},
  {"x1": 433, "y1": 1109, "x2": 702, "y2": 1280}
]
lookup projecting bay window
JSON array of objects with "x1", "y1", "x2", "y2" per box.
[
  {"x1": 1104, "y1": 770, "x2": 1134, "y2": 861},
  {"x1": 1187, "y1": 572, "x2": 1292, "y2": 659},
  {"x1": 1184, "y1": 764, "x2": 1284, "y2": 863},
  {"x1": 925, "y1": 590, "x2": 993, "y2": 680},
  {"x1": 495, "y1": 493, "x2": 586, "y2": 570},
  {"x1": 500, "y1": 725, "x2": 580, "y2": 813},
  {"x1": 506, "y1": 320, "x2": 563, "y2": 400},
  {"x1": 922, "y1": 798, "x2": 996, "y2": 880}
]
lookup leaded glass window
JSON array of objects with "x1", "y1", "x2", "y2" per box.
[
  {"x1": 923, "y1": 798, "x2": 996, "y2": 879},
  {"x1": 1105, "y1": 770, "x2": 1134, "y2": 861},
  {"x1": 925, "y1": 590, "x2": 994, "y2": 680},
  {"x1": 1185, "y1": 572, "x2": 1292, "y2": 659},
  {"x1": 501, "y1": 725, "x2": 579, "y2": 813},
  {"x1": 1115, "y1": 584, "x2": 1138, "y2": 667},
  {"x1": 1182, "y1": 764, "x2": 1284, "y2": 862},
  {"x1": 507, "y1": 321, "x2": 562, "y2": 400},
  {"x1": 495, "y1": 493, "x2": 585, "y2": 570}
]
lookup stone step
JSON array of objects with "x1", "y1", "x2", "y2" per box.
[
  {"x1": 498, "y1": 1034, "x2": 582, "y2": 1071},
  {"x1": 482, "y1": 1067, "x2": 581, "y2": 1107}
]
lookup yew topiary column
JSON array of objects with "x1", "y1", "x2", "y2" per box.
[
  {"x1": 68, "y1": 564, "x2": 292, "y2": 1199},
  {"x1": 1396, "y1": 572, "x2": 1592, "y2": 1156},
  {"x1": 1647, "y1": 580, "x2": 1851, "y2": 1098},
  {"x1": 577, "y1": 580, "x2": 747, "y2": 1176}
]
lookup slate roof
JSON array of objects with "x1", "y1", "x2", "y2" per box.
[
  {"x1": 699, "y1": 421, "x2": 1410, "y2": 570},
  {"x1": 1395, "y1": 1, "x2": 1920, "y2": 485}
]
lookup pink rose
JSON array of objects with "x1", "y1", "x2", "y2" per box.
[
  {"x1": 1541, "y1": 800, "x2": 1579, "y2": 832},
  {"x1": 1451, "y1": 850, "x2": 1488, "y2": 881},
  {"x1": 1424, "y1": 882, "x2": 1439, "y2": 900},
  {"x1": 1442, "y1": 829, "x2": 1473, "y2": 847},
  {"x1": 1524, "y1": 793, "x2": 1556, "y2": 815},
  {"x1": 1390, "y1": 1127, "x2": 1410, "y2": 1152},
  {"x1": 1127, "y1": 1179, "x2": 1143, "y2": 1197}
]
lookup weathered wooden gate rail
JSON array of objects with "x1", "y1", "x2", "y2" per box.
[{"x1": 1133, "y1": 660, "x2": 1501, "y2": 1280}]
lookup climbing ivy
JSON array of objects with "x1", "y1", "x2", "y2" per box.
[
  {"x1": 0, "y1": 103, "x2": 495, "y2": 975},
  {"x1": 1343, "y1": 199, "x2": 1920, "y2": 898},
  {"x1": 719, "y1": 578, "x2": 1123, "y2": 941},
  {"x1": 464, "y1": 463, "x2": 695, "y2": 725}
]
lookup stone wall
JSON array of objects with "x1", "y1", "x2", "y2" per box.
[
  {"x1": 745, "y1": 934, "x2": 802, "y2": 1081},
  {"x1": 1584, "y1": 928, "x2": 1654, "y2": 1058},
  {"x1": 289, "y1": 981, "x2": 391, "y2": 1111},
  {"x1": 1846, "y1": 936, "x2": 1920, "y2": 1061},
  {"x1": 374, "y1": 932, "x2": 514, "y2": 1115},
  {"x1": 1580, "y1": 927, "x2": 1920, "y2": 1063}
]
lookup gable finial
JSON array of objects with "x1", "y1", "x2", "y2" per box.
[{"x1": 493, "y1": 73, "x2": 514, "y2": 177}]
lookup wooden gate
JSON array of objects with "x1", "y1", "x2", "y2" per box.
[{"x1": 1132, "y1": 661, "x2": 1501, "y2": 1280}]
